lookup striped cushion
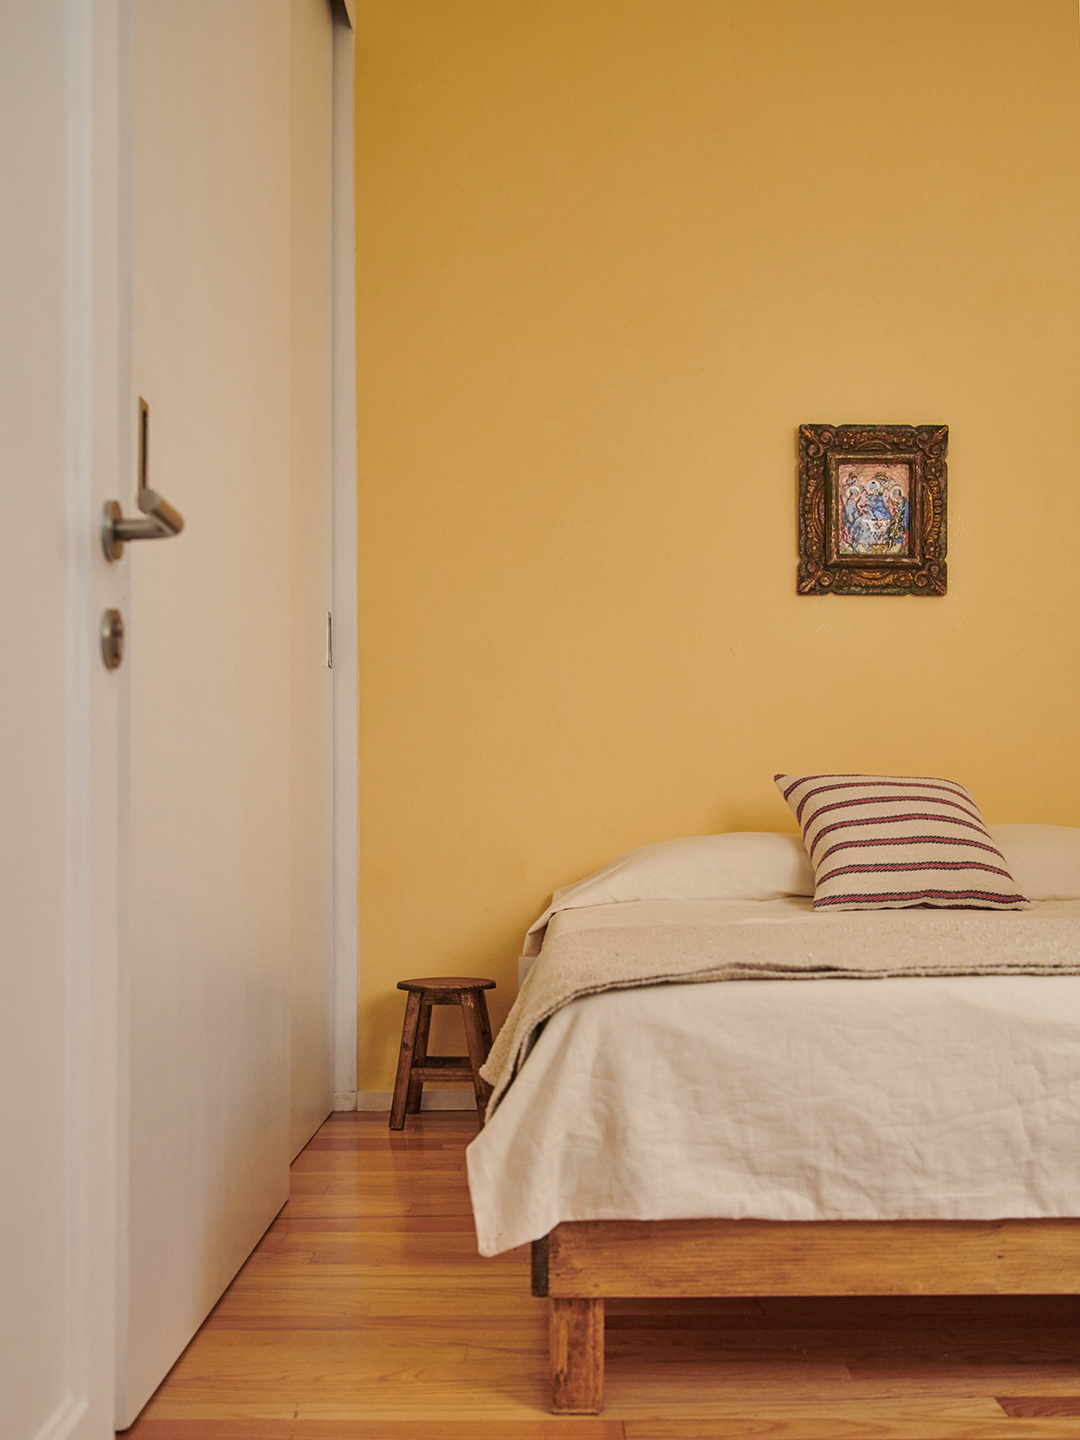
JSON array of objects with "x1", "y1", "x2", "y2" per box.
[{"x1": 774, "y1": 773, "x2": 1029, "y2": 911}]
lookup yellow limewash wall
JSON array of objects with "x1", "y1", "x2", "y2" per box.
[{"x1": 355, "y1": 0, "x2": 1080, "y2": 1089}]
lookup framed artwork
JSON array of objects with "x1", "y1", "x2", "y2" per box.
[{"x1": 797, "y1": 423, "x2": 948, "y2": 595}]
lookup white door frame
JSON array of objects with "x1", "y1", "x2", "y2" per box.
[
  {"x1": 61, "y1": 4, "x2": 129, "y2": 1431},
  {"x1": 331, "y1": 2, "x2": 359, "y2": 1113},
  {"x1": 1, "y1": 0, "x2": 127, "y2": 1435}
]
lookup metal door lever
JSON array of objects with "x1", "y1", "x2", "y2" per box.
[
  {"x1": 102, "y1": 399, "x2": 184, "y2": 561},
  {"x1": 101, "y1": 488, "x2": 185, "y2": 562}
]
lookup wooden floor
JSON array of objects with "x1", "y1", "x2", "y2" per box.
[{"x1": 125, "y1": 1111, "x2": 1080, "y2": 1439}]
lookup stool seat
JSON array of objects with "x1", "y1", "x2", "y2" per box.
[
  {"x1": 397, "y1": 976, "x2": 496, "y2": 993},
  {"x1": 390, "y1": 976, "x2": 496, "y2": 1129}
]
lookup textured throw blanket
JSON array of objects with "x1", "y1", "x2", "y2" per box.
[{"x1": 480, "y1": 900, "x2": 1080, "y2": 1116}]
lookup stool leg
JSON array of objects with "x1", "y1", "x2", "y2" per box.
[
  {"x1": 390, "y1": 990, "x2": 422, "y2": 1130},
  {"x1": 406, "y1": 998, "x2": 432, "y2": 1115},
  {"x1": 475, "y1": 989, "x2": 494, "y2": 1054},
  {"x1": 461, "y1": 990, "x2": 494, "y2": 1124}
]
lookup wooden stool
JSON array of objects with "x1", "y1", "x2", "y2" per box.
[{"x1": 390, "y1": 977, "x2": 496, "y2": 1129}]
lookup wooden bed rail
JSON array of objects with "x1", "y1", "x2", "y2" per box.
[{"x1": 532, "y1": 1216, "x2": 1080, "y2": 1413}]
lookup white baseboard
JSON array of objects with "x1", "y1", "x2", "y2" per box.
[
  {"x1": 333, "y1": 1090, "x2": 357, "y2": 1111},
  {"x1": 354, "y1": 1087, "x2": 477, "y2": 1112}
]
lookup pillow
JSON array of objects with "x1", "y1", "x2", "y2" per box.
[
  {"x1": 775, "y1": 772, "x2": 1028, "y2": 911},
  {"x1": 989, "y1": 824, "x2": 1080, "y2": 901},
  {"x1": 523, "y1": 832, "x2": 814, "y2": 954}
]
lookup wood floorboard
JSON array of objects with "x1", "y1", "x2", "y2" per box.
[
  {"x1": 120, "y1": 1110, "x2": 1080, "y2": 1437},
  {"x1": 997, "y1": 1395, "x2": 1080, "y2": 1415},
  {"x1": 126, "y1": 1424, "x2": 624, "y2": 1438},
  {"x1": 624, "y1": 1423, "x2": 1080, "y2": 1438}
]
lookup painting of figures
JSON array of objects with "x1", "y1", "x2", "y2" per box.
[
  {"x1": 838, "y1": 461, "x2": 912, "y2": 556},
  {"x1": 797, "y1": 422, "x2": 946, "y2": 595}
]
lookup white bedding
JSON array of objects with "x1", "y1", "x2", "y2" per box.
[
  {"x1": 483, "y1": 895, "x2": 1080, "y2": 1115},
  {"x1": 467, "y1": 898, "x2": 1080, "y2": 1256}
]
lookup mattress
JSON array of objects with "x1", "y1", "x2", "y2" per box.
[{"x1": 467, "y1": 899, "x2": 1080, "y2": 1257}]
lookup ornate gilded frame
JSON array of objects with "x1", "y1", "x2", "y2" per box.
[{"x1": 797, "y1": 423, "x2": 947, "y2": 595}]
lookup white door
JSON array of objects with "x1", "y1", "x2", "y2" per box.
[
  {"x1": 115, "y1": 0, "x2": 339, "y2": 1426},
  {"x1": 2, "y1": 3, "x2": 350, "y2": 1436}
]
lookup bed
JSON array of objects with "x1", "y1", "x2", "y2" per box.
[{"x1": 466, "y1": 790, "x2": 1080, "y2": 1413}]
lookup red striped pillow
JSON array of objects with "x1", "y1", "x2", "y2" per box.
[{"x1": 775, "y1": 773, "x2": 1029, "y2": 911}]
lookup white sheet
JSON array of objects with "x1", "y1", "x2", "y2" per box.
[
  {"x1": 468, "y1": 903, "x2": 1080, "y2": 1256},
  {"x1": 486, "y1": 895, "x2": 1080, "y2": 1113}
]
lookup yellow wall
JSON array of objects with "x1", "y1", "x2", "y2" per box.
[{"x1": 355, "y1": 0, "x2": 1080, "y2": 1089}]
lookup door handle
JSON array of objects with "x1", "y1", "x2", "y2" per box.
[
  {"x1": 101, "y1": 398, "x2": 185, "y2": 562},
  {"x1": 101, "y1": 488, "x2": 185, "y2": 562}
]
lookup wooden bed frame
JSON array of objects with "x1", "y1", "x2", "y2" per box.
[{"x1": 531, "y1": 1215, "x2": 1080, "y2": 1413}]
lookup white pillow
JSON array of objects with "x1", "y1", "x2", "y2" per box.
[
  {"x1": 988, "y1": 825, "x2": 1080, "y2": 901},
  {"x1": 523, "y1": 832, "x2": 813, "y2": 954}
]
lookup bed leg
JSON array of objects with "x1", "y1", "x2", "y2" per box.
[{"x1": 550, "y1": 1296, "x2": 604, "y2": 1414}]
